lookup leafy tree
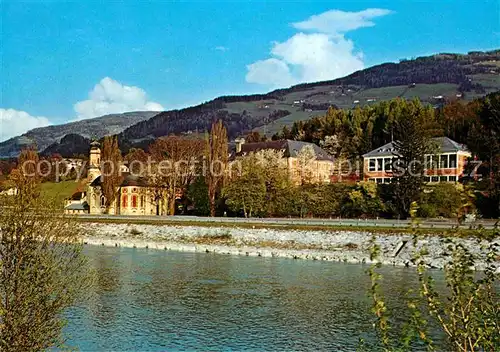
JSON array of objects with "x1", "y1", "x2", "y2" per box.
[
  {"x1": 253, "y1": 149, "x2": 292, "y2": 216},
  {"x1": 418, "y1": 183, "x2": 470, "y2": 219},
  {"x1": 223, "y1": 155, "x2": 266, "y2": 217},
  {"x1": 187, "y1": 176, "x2": 210, "y2": 216},
  {"x1": 0, "y1": 149, "x2": 93, "y2": 351},
  {"x1": 296, "y1": 145, "x2": 317, "y2": 185},
  {"x1": 342, "y1": 182, "x2": 385, "y2": 218}
]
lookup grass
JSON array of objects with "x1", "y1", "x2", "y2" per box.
[
  {"x1": 40, "y1": 180, "x2": 82, "y2": 207},
  {"x1": 251, "y1": 82, "x2": 480, "y2": 136}
]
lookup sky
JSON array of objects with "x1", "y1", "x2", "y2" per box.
[{"x1": 0, "y1": 0, "x2": 499, "y2": 141}]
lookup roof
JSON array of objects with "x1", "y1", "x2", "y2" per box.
[
  {"x1": 68, "y1": 191, "x2": 86, "y2": 200},
  {"x1": 120, "y1": 174, "x2": 150, "y2": 187},
  {"x1": 363, "y1": 137, "x2": 469, "y2": 158},
  {"x1": 90, "y1": 174, "x2": 150, "y2": 188},
  {"x1": 65, "y1": 202, "x2": 89, "y2": 211},
  {"x1": 237, "y1": 140, "x2": 334, "y2": 161}
]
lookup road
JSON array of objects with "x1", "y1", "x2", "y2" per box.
[{"x1": 77, "y1": 214, "x2": 499, "y2": 230}]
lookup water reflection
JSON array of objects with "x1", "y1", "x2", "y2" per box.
[{"x1": 65, "y1": 246, "x2": 446, "y2": 351}]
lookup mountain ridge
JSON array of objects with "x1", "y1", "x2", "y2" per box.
[
  {"x1": 1, "y1": 49, "x2": 498, "y2": 158},
  {"x1": 0, "y1": 111, "x2": 159, "y2": 158}
]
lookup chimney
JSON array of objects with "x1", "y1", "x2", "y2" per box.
[{"x1": 235, "y1": 137, "x2": 245, "y2": 153}]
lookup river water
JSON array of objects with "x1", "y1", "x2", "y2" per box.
[{"x1": 64, "y1": 245, "x2": 445, "y2": 351}]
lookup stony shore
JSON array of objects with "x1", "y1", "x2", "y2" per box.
[{"x1": 82, "y1": 223, "x2": 499, "y2": 270}]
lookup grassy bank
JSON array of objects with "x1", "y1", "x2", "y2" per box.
[{"x1": 40, "y1": 181, "x2": 81, "y2": 206}]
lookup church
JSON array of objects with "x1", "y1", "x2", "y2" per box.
[{"x1": 64, "y1": 141, "x2": 167, "y2": 216}]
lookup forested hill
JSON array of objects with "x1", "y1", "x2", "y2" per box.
[
  {"x1": 2, "y1": 50, "x2": 498, "y2": 158},
  {"x1": 119, "y1": 50, "x2": 499, "y2": 149}
]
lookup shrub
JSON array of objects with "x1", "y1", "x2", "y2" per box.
[{"x1": 367, "y1": 227, "x2": 499, "y2": 351}]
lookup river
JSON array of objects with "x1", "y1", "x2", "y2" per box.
[{"x1": 64, "y1": 245, "x2": 446, "y2": 351}]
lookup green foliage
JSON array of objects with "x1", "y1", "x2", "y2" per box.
[
  {"x1": 418, "y1": 183, "x2": 466, "y2": 219},
  {"x1": 342, "y1": 182, "x2": 386, "y2": 218},
  {"x1": 368, "y1": 223, "x2": 500, "y2": 351},
  {"x1": 392, "y1": 99, "x2": 438, "y2": 218},
  {"x1": 223, "y1": 155, "x2": 267, "y2": 218},
  {"x1": 1, "y1": 149, "x2": 94, "y2": 351},
  {"x1": 187, "y1": 176, "x2": 211, "y2": 216}
]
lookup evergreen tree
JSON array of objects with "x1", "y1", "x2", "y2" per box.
[{"x1": 392, "y1": 100, "x2": 437, "y2": 217}]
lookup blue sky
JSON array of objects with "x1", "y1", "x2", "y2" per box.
[{"x1": 0, "y1": 0, "x2": 498, "y2": 140}]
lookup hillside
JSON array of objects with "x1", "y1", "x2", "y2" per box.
[
  {"x1": 2, "y1": 50, "x2": 498, "y2": 158},
  {"x1": 119, "y1": 50, "x2": 500, "y2": 146},
  {"x1": 0, "y1": 111, "x2": 159, "y2": 158}
]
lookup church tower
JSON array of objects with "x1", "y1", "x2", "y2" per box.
[{"x1": 88, "y1": 140, "x2": 101, "y2": 182}]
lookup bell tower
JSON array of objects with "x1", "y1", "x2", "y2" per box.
[{"x1": 88, "y1": 140, "x2": 101, "y2": 181}]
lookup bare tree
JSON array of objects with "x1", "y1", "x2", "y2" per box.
[
  {"x1": 0, "y1": 149, "x2": 93, "y2": 351},
  {"x1": 149, "y1": 136, "x2": 204, "y2": 215},
  {"x1": 101, "y1": 136, "x2": 123, "y2": 214},
  {"x1": 205, "y1": 120, "x2": 228, "y2": 217}
]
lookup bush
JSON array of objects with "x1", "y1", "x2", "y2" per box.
[{"x1": 368, "y1": 228, "x2": 499, "y2": 351}]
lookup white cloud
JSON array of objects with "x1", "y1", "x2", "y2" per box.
[
  {"x1": 292, "y1": 8, "x2": 393, "y2": 36},
  {"x1": 246, "y1": 8, "x2": 391, "y2": 88},
  {"x1": 245, "y1": 58, "x2": 296, "y2": 87},
  {"x1": 215, "y1": 46, "x2": 229, "y2": 52},
  {"x1": 0, "y1": 109, "x2": 51, "y2": 142},
  {"x1": 74, "y1": 77, "x2": 164, "y2": 120}
]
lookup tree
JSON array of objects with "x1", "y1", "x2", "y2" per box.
[
  {"x1": 149, "y1": 136, "x2": 204, "y2": 215},
  {"x1": 187, "y1": 176, "x2": 210, "y2": 216},
  {"x1": 124, "y1": 147, "x2": 149, "y2": 175},
  {"x1": 368, "y1": 228, "x2": 499, "y2": 351},
  {"x1": 101, "y1": 136, "x2": 123, "y2": 214},
  {"x1": 342, "y1": 182, "x2": 385, "y2": 218},
  {"x1": 392, "y1": 99, "x2": 437, "y2": 217},
  {"x1": 296, "y1": 145, "x2": 317, "y2": 185},
  {"x1": 254, "y1": 149, "x2": 292, "y2": 216},
  {"x1": 245, "y1": 131, "x2": 266, "y2": 143},
  {"x1": 222, "y1": 155, "x2": 266, "y2": 217},
  {"x1": 205, "y1": 120, "x2": 228, "y2": 217},
  {"x1": 468, "y1": 92, "x2": 500, "y2": 217},
  {"x1": 0, "y1": 149, "x2": 93, "y2": 351}
]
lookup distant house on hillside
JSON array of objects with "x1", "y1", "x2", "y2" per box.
[
  {"x1": 233, "y1": 139, "x2": 334, "y2": 184},
  {"x1": 362, "y1": 137, "x2": 471, "y2": 184}
]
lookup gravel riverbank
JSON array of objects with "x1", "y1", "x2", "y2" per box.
[{"x1": 82, "y1": 223, "x2": 499, "y2": 270}]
